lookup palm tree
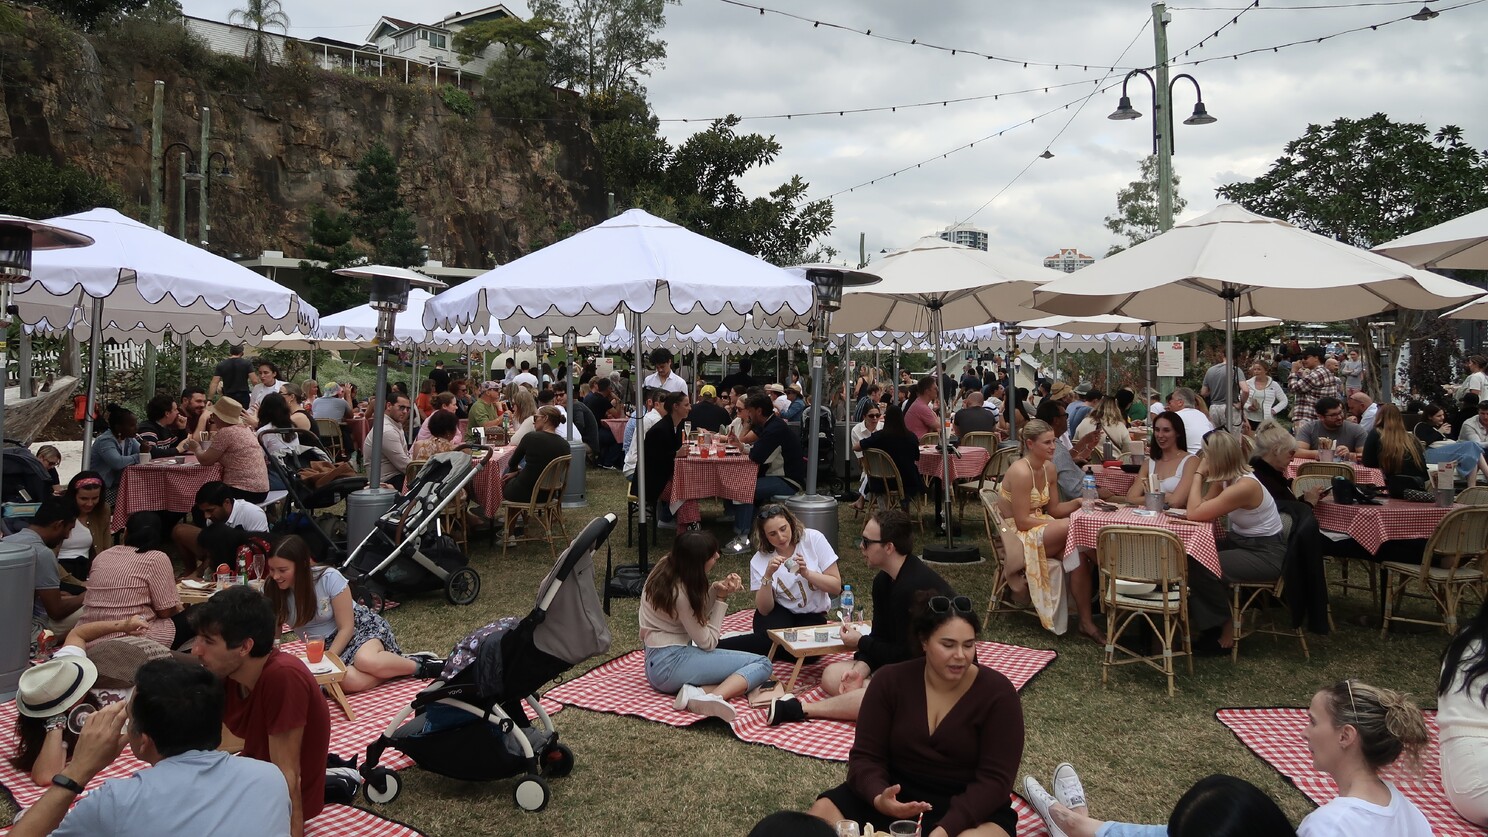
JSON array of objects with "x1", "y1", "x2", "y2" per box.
[{"x1": 229, "y1": 0, "x2": 291, "y2": 73}]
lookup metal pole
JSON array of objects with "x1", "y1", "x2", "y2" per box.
[
  {"x1": 148, "y1": 81, "x2": 164, "y2": 230},
  {"x1": 0, "y1": 282, "x2": 10, "y2": 499},
  {"x1": 17, "y1": 330, "x2": 31, "y2": 399},
  {"x1": 177, "y1": 151, "x2": 187, "y2": 241},
  {"x1": 199, "y1": 107, "x2": 210, "y2": 246},
  {"x1": 80, "y1": 298, "x2": 104, "y2": 470},
  {"x1": 805, "y1": 329, "x2": 826, "y2": 496},
  {"x1": 1105, "y1": 337, "x2": 1113, "y2": 390},
  {"x1": 368, "y1": 341, "x2": 389, "y2": 488},
  {"x1": 892, "y1": 345, "x2": 901, "y2": 408},
  {"x1": 1224, "y1": 287, "x2": 1238, "y2": 434},
  {"x1": 408, "y1": 345, "x2": 420, "y2": 440},
  {"x1": 842, "y1": 335, "x2": 853, "y2": 494},
  {"x1": 632, "y1": 310, "x2": 650, "y2": 572},
  {"x1": 179, "y1": 332, "x2": 188, "y2": 394},
  {"x1": 1005, "y1": 327, "x2": 1020, "y2": 445},
  {"x1": 563, "y1": 330, "x2": 586, "y2": 509},
  {"x1": 935, "y1": 308, "x2": 952, "y2": 544},
  {"x1": 1153, "y1": 2, "x2": 1174, "y2": 234}
]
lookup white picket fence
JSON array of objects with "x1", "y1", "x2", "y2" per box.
[{"x1": 6, "y1": 343, "x2": 148, "y2": 384}]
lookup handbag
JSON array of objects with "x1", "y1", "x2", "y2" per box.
[
  {"x1": 1330, "y1": 476, "x2": 1382, "y2": 505},
  {"x1": 1386, "y1": 473, "x2": 1428, "y2": 501}
]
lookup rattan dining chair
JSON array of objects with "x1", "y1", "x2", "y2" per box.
[
  {"x1": 957, "y1": 431, "x2": 999, "y2": 454},
  {"x1": 1456, "y1": 486, "x2": 1488, "y2": 506},
  {"x1": 980, "y1": 489, "x2": 1034, "y2": 624},
  {"x1": 959, "y1": 446, "x2": 1019, "y2": 532},
  {"x1": 315, "y1": 418, "x2": 346, "y2": 460},
  {"x1": 500, "y1": 455, "x2": 571, "y2": 560},
  {"x1": 1096, "y1": 525, "x2": 1192, "y2": 697},
  {"x1": 1229, "y1": 510, "x2": 1310, "y2": 662},
  {"x1": 1381, "y1": 505, "x2": 1488, "y2": 637},
  {"x1": 1296, "y1": 461, "x2": 1356, "y2": 481},
  {"x1": 919, "y1": 432, "x2": 943, "y2": 447},
  {"x1": 862, "y1": 448, "x2": 923, "y2": 528}
]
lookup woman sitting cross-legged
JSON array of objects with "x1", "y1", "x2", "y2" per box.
[
  {"x1": 639, "y1": 530, "x2": 773, "y2": 723},
  {"x1": 810, "y1": 594, "x2": 1024, "y2": 837},
  {"x1": 1030, "y1": 680, "x2": 1431, "y2": 837},
  {"x1": 262, "y1": 535, "x2": 443, "y2": 693},
  {"x1": 717, "y1": 503, "x2": 843, "y2": 657},
  {"x1": 996, "y1": 419, "x2": 1101, "y2": 641}
]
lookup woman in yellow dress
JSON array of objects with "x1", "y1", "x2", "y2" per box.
[{"x1": 996, "y1": 419, "x2": 1101, "y2": 641}]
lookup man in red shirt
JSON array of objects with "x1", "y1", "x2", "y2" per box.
[
  {"x1": 904, "y1": 376, "x2": 941, "y2": 439},
  {"x1": 192, "y1": 586, "x2": 330, "y2": 837}
]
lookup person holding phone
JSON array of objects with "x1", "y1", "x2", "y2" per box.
[{"x1": 717, "y1": 504, "x2": 843, "y2": 657}]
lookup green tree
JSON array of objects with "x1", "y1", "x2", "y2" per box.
[
  {"x1": 1103, "y1": 155, "x2": 1185, "y2": 256},
  {"x1": 298, "y1": 207, "x2": 366, "y2": 316},
  {"x1": 0, "y1": 154, "x2": 121, "y2": 218},
  {"x1": 35, "y1": 0, "x2": 151, "y2": 30},
  {"x1": 592, "y1": 90, "x2": 669, "y2": 205},
  {"x1": 455, "y1": 16, "x2": 558, "y2": 119},
  {"x1": 1216, "y1": 114, "x2": 1488, "y2": 399},
  {"x1": 528, "y1": 0, "x2": 673, "y2": 99},
  {"x1": 349, "y1": 143, "x2": 423, "y2": 268},
  {"x1": 228, "y1": 0, "x2": 289, "y2": 73}
]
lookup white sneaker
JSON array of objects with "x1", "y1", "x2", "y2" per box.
[
  {"x1": 1053, "y1": 762, "x2": 1087, "y2": 810},
  {"x1": 723, "y1": 536, "x2": 749, "y2": 554},
  {"x1": 673, "y1": 684, "x2": 703, "y2": 712},
  {"x1": 1022, "y1": 776, "x2": 1069, "y2": 837},
  {"x1": 685, "y1": 691, "x2": 737, "y2": 723}
]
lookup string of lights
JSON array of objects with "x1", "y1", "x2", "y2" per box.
[
  {"x1": 1171, "y1": 0, "x2": 1261, "y2": 57},
  {"x1": 712, "y1": 0, "x2": 1142, "y2": 72},
  {"x1": 1170, "y1": 0, "x2": 1432, "y2": 10},
  {"x1": 1172, "y1": 0, "x2": 1486, "y2": 63}
]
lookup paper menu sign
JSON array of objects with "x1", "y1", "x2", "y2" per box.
[{"x1": 1156, "y1": 341, "x2": 1185, "y2": 377}]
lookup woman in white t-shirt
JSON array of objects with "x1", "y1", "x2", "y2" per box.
[
  {"x1": 716, "y1": 504, "x2": 843, "y2": 657},
  {"x1": 1439, "y1": 603, "x2": 1488, "y2": 826},
  {"x1": 1458, "y1": 355, "x2": 1488, "y2": 402},
  {"x1": 262, "y1": 535, "x2": 441, "y2": 693},
  {"x1": 1037, "y1": 679, "x2": 1432, "y2": 837}
]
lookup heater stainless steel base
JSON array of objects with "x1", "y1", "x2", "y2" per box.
[{"x1": 784, "y1": 493, "x2": 840, "y2": 551}]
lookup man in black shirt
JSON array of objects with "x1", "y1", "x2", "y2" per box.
[
  {"x1": 428, "y1": 360, "x2": 450, "y2": 395},
  {"x1": 688, "y1": 386, "x2": 730, "y2": 432},
  {"x1": 137, "y1": 394, "x2": 187, "y2": 456},
  {"x1": 767, "y1": 509, "x2": 954, "y2": 725},
  {"x1": 717, "y1": 356, "x2": 757, "y2": 394},
  {"x1": 642, "y1": 391, "x2": 689, "y2": 529},
  {"x1": 724, "y1": 392, "x2": 806, "y2": 554},
  {"x1": 209, "y1": 344, "x2": 252, "y2": 407}
]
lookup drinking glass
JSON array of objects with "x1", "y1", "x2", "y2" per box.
[
  {"x1": 305, "y1": 635, "x2": 326, "y2": 664},
  {"x1": 889, "y1": 821, "x2": 919, "y2": 836},
  {"x1": 835, "y1": 822, "x2": 861, "y2": 837}
]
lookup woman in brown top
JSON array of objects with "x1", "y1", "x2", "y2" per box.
[{"x1": 812, "y1": 594, "x2": 1024, "y2": 836}]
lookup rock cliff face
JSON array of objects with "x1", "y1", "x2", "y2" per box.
[{"x1": 0, "y1": 10, "x2": 605, "y2": 270}]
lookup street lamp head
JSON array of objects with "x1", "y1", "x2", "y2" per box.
[
  {"x1": 1411, "y1": 4, "x2": 1439, "y2": 20},
  {"x1": 1182, "y1": 101, "x2": 1217, "y2": 126},
  {"x1": 1107, "y1": 96, "x2": 1142, "y2": 121},
  {"x1": 182, "y1": 161, "x2": 204, "y2": 182}
]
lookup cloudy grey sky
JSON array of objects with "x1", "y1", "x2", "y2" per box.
[{"x1": 180, "y1": 0, "x2": 1487, "y2": 266}]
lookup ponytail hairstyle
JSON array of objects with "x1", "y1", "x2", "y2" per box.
[{"x1": 1318, "y1": 679, "x2": 1430, "y2": 771}]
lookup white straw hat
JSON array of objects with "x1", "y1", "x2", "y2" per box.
[{"x1": 18, "y1": 656, "x2": 98, "y2": 718}]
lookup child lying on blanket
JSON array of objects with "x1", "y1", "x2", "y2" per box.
[
  {"x1": 766, "y1": 510, "x2": 954, "y2": 726},
  {"x1": 1023, "y1": 680, "x2": 1433, "y2": 837}
]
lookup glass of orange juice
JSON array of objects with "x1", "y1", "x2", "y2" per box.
[{"x1": 305, "y1": 635, "x2": 325, "y2": 664}]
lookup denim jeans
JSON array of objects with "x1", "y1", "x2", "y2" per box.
[
  {"x1": 1097, "y1": 824, "x2": 1166, "y2": 837},
  {"x1": 643, "y1": 643, "x2": 774, "y2": 693},
  {"x1": 732, "y1": 475, "x2": 800, "y2": 534},
  {"x1": 1426, "y1": 440, "x2": 1483, "y2": 480}
]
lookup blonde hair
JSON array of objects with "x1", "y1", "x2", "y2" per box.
[
  {"x1": 1200, "y1": 429, "x2": 1251, "y2": 481},
  {"x1": 1319, "y1": 680, "x2": 1429, "y2": 772},
  {"x1": 1094, "y1": 396, "x2": 1125, "y2": 428},
  {"x1": 1019, "y1": 419, "x2": 1053, "y2": 450},
  {"x1": 1253, "y1": 421, "x2": 1297, "y2": 462},
  {"x1": 512, "y1": 388, "x2": 537, "y2": 423}
]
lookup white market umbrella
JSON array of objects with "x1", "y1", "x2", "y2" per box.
[
  {"x1": 18, "y1": 208, "x2": 316, "y2": 341},
  {"x1": 1033, "y1": 203, "x2": 1484, "y2": 414},
  {"x1": 423, "y1": 208, "x2": 815, "y2": 571},
  {"x1": 1374, "y1": 206, "x2": 1488, "y2": 271},
  {"x1": 316, "y1": 287, "x2": 506, "y2": 350},
  {"x1": 834, "y1": 237, "x2": 1064, "y2": 562}
]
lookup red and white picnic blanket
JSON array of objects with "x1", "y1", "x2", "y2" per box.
[
  {"x1": 1311, "y1": 498, "x2": 1458, "y2": 555},
  {"x1": 1218, "y1": 707, "x2": 1487, "y2": 837},
  {"x1": 1286, "y1": 457, "x2": 1386, "y2": 486},
  {"x1": 1065, "y1": 507, "x2": 1224, "y2": 577},
  {"x1": 918, "y1": 445, "x2": 990, "y2": 482},
  {"x1": 110, "y1": 458, "x2": 223, "y2": 532},
  {"x1": 468, "y1": 445, "x2": 519, "y2": 518}
]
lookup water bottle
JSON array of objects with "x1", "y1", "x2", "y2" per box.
[
  {"x1": 1082, "y1": 468, "x2": 1098, "y2": 511},
  {"x1": 839, "y1": 585, "x2": 855, "y2": 623}
]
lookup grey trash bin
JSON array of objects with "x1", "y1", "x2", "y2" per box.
[{"x1": 0, "y1": 540, "x2": 37, "y2": 701}]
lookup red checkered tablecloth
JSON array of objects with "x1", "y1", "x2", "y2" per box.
[
  {"x1": 917, "y1": 445, "x2": 990, "y2": 481},
  {"x1": 1065, "y1": 507, "x2": 1223, "y2": 577},
  {"x1": 602, "y1": 417, "x2": 629, "y2": 442},
  {"x1": 110, "y1": 457, "x2": 223, "y2": 532},
  {"x1": 469, "y1": 445, "x2": 520, "y2": 518},
  {"x1": 1285, "y1": 457, "x2": 1386, "y2": 486},
  {"x1": 1311, "y1": 498, "x2": 1458, "y2": 554},
  {"x1": 1218, "y1": 708, "x2": 1485, "y2": 837},
  {"x1": 1094, "y1": 466, "x2": 1137, "y2": 496},
  {"x1": 347, "y1": 416, "x2": 370, "y2": 453},
  {"x1": 671, "y1": 454, "x2": 759, "y2": 505}
]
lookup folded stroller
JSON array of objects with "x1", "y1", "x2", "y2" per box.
[
  {"x1": 340, "y1": 450, "x2": 488, "y2": 608},
  {"x1": 358, "y1": 514, "x2": 616, "y2": 812}
]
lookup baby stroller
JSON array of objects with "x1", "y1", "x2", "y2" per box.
[
  {"x1": 261, "y1": 429, "x2": 367, "y2": 564},
  {"x1": 357, "y1": 514, "x2": 616, "y2": 812},
  {"x1": 340, "y1": 450, "x2": 488, "y2": 608}
]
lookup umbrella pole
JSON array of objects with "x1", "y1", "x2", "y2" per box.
[
  {"x1": 892, "y1": 345, "x2": 901, "y2": 407},
  {"x1": 409, "y1": 345, "x2": 421, "y2": 440},
  {"x1": 843, "y1": 335, "x2": 852, "y2": 496},
  {"x1": 804, "y1": 328, "x2": 826, "y2": 496},
  {"x1": 1224, "y1": 287, "x2": 1238, "y2": 434},
  {"x1": 1144, "y1": 324, "x2": 1154, "y2": 407},
  {"x1": 632, "y1": 310, "x2": 649, "y2": 573},
  {"x1": 179, "y1": 332, "x2": 188, "y2": 394},
  {"x1": 1005, "y1": 327, "x2": 1019, "y2": 446},
  {"x1": 1053, "y1": 335, "x2": 1060, "y2": 384},
  {"x1": 924, "y1": 306, "x2": 977, "y2": 563},
  {"x1": 1105, "y1": 338, "x2": 1112, "y2": 391},
  {"x1": 80, "y1": 297, "x2": 105, "y2": 471}
]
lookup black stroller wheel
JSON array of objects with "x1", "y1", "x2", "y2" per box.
[
  {"x1": 352, "y1": 580, "x2": 387, "y2": 613},
  {"x1": 542, "y1": 743, "x2": 575, "y2": 778},
  {"x1": 513, "y1": 774, "x2": 550, "y2": 812},
  {"x1": 445, "y1": 567, "x2": 480, "y2": 605},
  {"x1": 363, "y1": 767, "x2": 402, "y2": 804}
]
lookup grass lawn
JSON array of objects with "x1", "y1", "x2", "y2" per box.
[
  {"x1": 370, "y1": 468, "x2": 1452, "y2": 837},
  {"x1": 2, "y1": 467, "x2": 1455, "y2": 836}
]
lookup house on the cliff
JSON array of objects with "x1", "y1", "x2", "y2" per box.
[{"x1": 183, "y1": 4, "x2": 519, "y2": 87}]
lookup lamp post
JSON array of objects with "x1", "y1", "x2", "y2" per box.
[
  {"x1": 562, "y1": 327, "x2": 587, "y2": 508},
  {"x1": 785, "y1": 265, "x2": 879, "y2": 547},
  {"x1": 336, "y1": 265, "x2": 446, "y2": 549},
  {"x1": 198, "y1": 151, "x2": 233, "y2": 248},
  {"x1": 0, "y1": 216, "x2": 93, "y2": 702}
]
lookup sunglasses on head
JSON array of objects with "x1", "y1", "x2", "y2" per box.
[
  {"x1": 867, "y1": 412, "x2": 881, "y2": 418},
  {"x1": 928, "y1": 595, "x2": 974, "y2": 615},
  {"x1": 757, "y1": 504, "x2": 787, "y2": 520}
]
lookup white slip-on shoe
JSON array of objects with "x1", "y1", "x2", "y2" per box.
[
  {"x1": 673, "y1": 684, "x2": 702, "y2": 712},
  {"x1": 685, "y1": 692, "x2": 737, "y2": 723},
  {"x1": 1053, "y1": 762, "x2": 1088, "y2": 811},
  {"x1": 1022, "y1": 776, "x2": 1069, "y2": 837}
]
